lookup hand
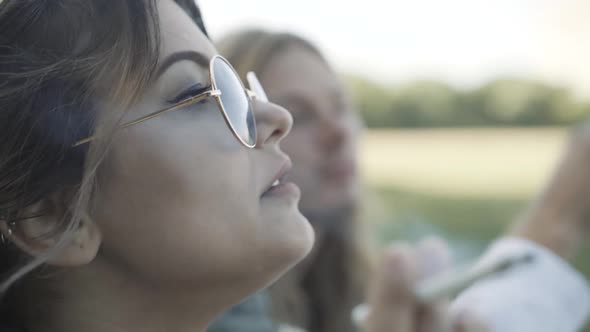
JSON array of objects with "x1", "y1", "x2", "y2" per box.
[{"x1": 363, "y1": 238, "x2": 490, "y2": 332}]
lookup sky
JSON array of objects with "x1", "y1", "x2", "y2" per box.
[{"x1": 199, "y1": 0, "x2": 590, "y2": 97}]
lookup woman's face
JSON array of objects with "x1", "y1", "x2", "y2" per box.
[
  {"x1": 260, "y1": 45, "x2": 362, "y2": 217},
  {"x1": 91, "y1": 0, "x2": 313, "y2": 294}
]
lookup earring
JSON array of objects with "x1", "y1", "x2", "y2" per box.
[{"x1": 1, "y1": 222, "x2": 13, "y2": 245}]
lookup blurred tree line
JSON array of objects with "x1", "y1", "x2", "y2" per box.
[{"x1": 345, "y1": 75, "x2": 590, "y2": 128}]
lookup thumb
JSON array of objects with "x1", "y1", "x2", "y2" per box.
[{"x1": 365, "y1": 243, "x2": 417, "y2": 332}]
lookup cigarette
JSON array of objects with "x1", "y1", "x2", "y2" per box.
[{"x1": 351, "y1": 252, "x2": 535, "y2": 325}]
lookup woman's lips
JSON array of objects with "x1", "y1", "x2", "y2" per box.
[
  {"x1": 321, "y1": 160, "x2": 356, "y2": 183},
  {"x1": 261, "y1": 158, "x2": 301, "y2": 198},
  {"x1": 261, "y1": 181, "x2": 301, "y2": 198}
]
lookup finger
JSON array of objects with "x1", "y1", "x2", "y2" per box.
[
  {"x1": 364, "y1": 243, "x2": 417, "y2": 332},
  {"x1": 416, "y1": 304, "x2": 453, "y2": 332},
  {"x1": 451, "y1": 311, "x2": 492, "y2": 332},
  {"x1": 415, "y1": 237, "x2": 454, "y2": 332}
]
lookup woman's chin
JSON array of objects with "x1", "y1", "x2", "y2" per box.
[
  {"x1": 258, "y1": 210, "x2": 315, "y2": 280},
  {"x1": 280, "y1": 211, "x2": 315, "y2": 263}
]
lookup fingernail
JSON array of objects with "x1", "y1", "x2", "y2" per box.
[{"x1": 383, "y1": 243, "x2": 415, "y2": 284}]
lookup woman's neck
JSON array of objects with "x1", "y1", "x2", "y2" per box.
[{"x1": 24, "y1": 255, "x2": 239, "y2": 332}]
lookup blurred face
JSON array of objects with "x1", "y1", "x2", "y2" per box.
[
  {"x1": 260, "y1": 45, "x2": 362, "y2": 218},
  {"x1": 91, "y1": 0, "x2": 313, "y2": 294}
]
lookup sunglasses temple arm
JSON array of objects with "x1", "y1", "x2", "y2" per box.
[
  {"x1": 246, "y1": 89, "x2": 257, "y2": 99},
  {"x1": 72, "y1": 89, "x2": 221, "y2": 147},
  {"x1": 122, "y1": 90, "x2": 220, "y2": 129}
]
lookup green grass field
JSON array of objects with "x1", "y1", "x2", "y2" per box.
[
  {"x1": 360, "y1": 128, "x2": 568, "y2": 199},
  {"x1": 360, "y1": 127, "x2": 590, "y2": 330}
]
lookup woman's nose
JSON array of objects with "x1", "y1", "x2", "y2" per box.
[
  {"x1": 252, "y1": 100, "x2": 293, "y2": 148},
  {"x1": 319, "y1": 114, "x2": 353, "y2": 150}
]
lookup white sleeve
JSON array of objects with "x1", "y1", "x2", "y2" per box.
[{"x1": 450, "y1": 237, "x2": 590, "y2": 332}]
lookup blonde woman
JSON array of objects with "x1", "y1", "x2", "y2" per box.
[{"x1": 212, "y1": 29, "x2": 590, "y2": 332}]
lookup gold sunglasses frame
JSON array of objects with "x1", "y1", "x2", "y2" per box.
[{"x1": 73, "y1": 55, "x2": 258, "y2": 148}]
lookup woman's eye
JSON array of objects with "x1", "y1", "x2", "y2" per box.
[
  {"x1": 169, "y1": 83, "x2": 209, "y2": 104},
  {"x1": 279, "y1": 99, "x2": 317, "y2": 126}
]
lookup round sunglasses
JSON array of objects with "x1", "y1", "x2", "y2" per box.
[{"x1": 74, "y1": 55, "x2": 268, "y2": 148}]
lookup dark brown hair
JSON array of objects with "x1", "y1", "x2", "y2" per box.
[
  {"x1": 0, "y1": 0, "x2": 205, "y2": 327},
  {"x1": 217, "y1": 29, "x2": 370, "y2": 332}
]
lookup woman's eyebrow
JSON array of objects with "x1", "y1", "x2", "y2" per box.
[{"x1": 156, "y1": 50, "x2": 210, "y2": 78}]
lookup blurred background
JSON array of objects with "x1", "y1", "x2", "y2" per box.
[{"x1": 200, "y1": 0, "x2": 590, "y2": 315}]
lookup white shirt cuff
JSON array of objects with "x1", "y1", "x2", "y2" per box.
[{"x1": 451, "y1": 237, "x2": 590, "y2": 332}]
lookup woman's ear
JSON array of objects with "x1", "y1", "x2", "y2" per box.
[{"x1": 0, "y1": 193, "x2": 102, "y2": 267}]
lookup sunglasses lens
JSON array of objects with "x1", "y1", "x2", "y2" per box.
[{"x1": 212, "y1": 57, "x2": 256, "y2": 147}]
